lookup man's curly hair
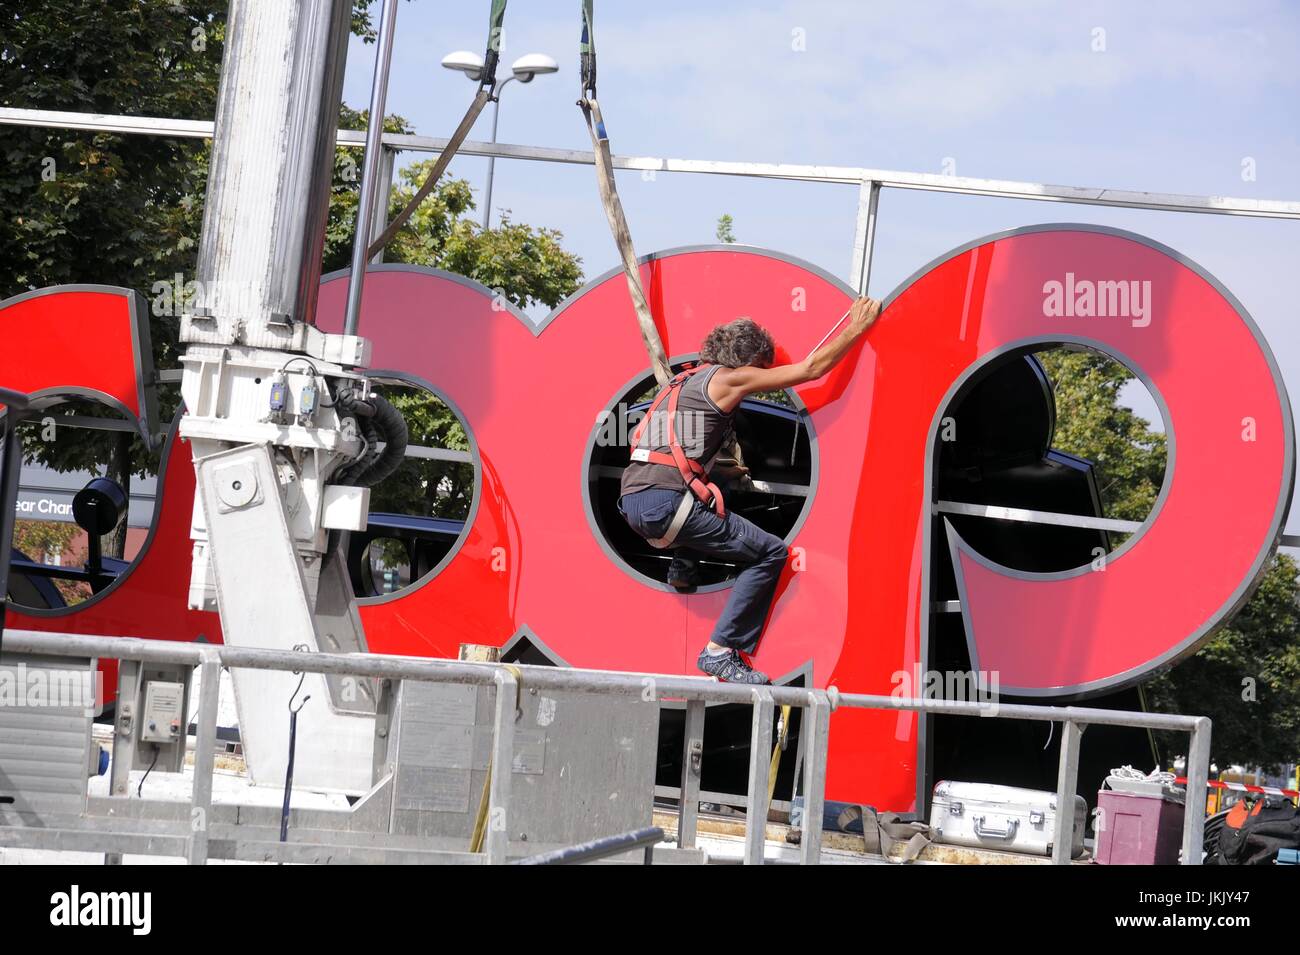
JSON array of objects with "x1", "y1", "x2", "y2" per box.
[{"x1": 700, "y1": 317, "x2": 775, "y2": 368}]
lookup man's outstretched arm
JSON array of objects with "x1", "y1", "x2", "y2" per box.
[{"x1": 708, "y1": 296, "x2": 882, "y2": 412}]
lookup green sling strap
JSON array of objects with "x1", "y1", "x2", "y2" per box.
[{"x1": 367, "y1": 0, "x2": 509, "y2": 259}]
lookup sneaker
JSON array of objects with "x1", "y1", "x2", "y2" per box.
[{"x1": 696, "y1": 647, "x2": 771, "y2": 685}]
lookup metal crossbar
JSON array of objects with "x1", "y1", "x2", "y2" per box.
[
  {"x1": 2, "y1": 108, "x2": 1297, "y2": 219},
  {"x1": 0, "y1": 628, "x2": 1211, "y2": 865},
  {"x1": 937, "y1": 501, "x2": 1300, "y2": 551},
  {"x1": 936, "y1": 500, "x2": 1143, "y2": 534}
]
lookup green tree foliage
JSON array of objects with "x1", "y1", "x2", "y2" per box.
[
  {"x1": 9, "y1": 519, "x2": 87, "y2": 600},
  {"x1": 366, "y1": 382, "x2": 473, "y2": 522},
  {"x1": 325, "y1": 107, "x2": 584, "y2": 311},
  {"x1": 349, "y1": 0, "x2": 392, "y2": 43},
  {"x1": 11, "y1": 518, "x2": 86, "y2": 604},
  {"x1": 715, "y1": 214, "x2": 736, "y2": 244},
  {"x1": 1038, "y1": 348, "x2": 1300, "y2": 771},
  {"x1": 1037, "y1": 349, "x2": 1166, "y2": 533},
  {"x1": 0, "y1": 1, "x2": 224, "y2": 362},
  {"x1": 11, "y1": 518, "x2": 77, "y2": 560}
]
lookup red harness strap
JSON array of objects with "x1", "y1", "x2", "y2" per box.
[{"x1": 629, "y1": 365, "x2": 726, "y2": 517}]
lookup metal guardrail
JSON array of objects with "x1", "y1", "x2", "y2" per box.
[{"x1": 0, "y1": 628, "x2": 1211, "y2": 865}]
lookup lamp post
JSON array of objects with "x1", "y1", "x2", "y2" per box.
[{"x1": 441, "y1": 51, "x2": 558, "y2": 229}]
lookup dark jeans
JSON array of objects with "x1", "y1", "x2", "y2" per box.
[{"x1": 618, "y1": 487, "x2": 788, "y2": 653}]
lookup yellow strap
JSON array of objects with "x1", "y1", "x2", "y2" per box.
[
  {"x1": 470, "y1": 663, "x2": 523, "y2": 853},
  {"x1": 768, "y1": 704, "x2": 793, "y2": 802}
]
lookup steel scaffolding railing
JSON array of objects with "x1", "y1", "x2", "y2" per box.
[{"x1": 0, "y1": 628, "x2": 1211, "y2": 865}]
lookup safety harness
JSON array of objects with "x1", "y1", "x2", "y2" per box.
[{"x1": 628, "y1": 364, "x2": 730, "y2": 547}]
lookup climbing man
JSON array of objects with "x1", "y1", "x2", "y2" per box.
[{"x1": 618, "y1": 295, "x2": 883, "y2": 684}]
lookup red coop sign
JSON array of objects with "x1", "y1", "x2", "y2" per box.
[{"x1": 2, "y1": 225, "x2": 1291, "y2": 810}]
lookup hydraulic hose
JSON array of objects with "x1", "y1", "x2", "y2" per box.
[
  {"x1": 334, "y1": 389, "x2": 408, "y2": 488},
  {"x1": 361, "y1": 393, "x2": 408, "y2": 487}
]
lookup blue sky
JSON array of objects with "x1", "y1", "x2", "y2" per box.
[{"x1": 341, "y1": 0, "x2": 1299, "y2": 513}]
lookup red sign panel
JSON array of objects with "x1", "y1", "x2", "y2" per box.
[{"x1": 3, "y1": 226, "x2": 1290, "y2": 811}]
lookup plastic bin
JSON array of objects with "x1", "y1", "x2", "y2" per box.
[{"x1": 1095, "y1": 786, "x2": 1185, "y2": 865}]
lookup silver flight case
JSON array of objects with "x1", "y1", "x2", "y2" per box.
[{"x1": 929, "y1": 780, "x2": 1087, "y2": 858}]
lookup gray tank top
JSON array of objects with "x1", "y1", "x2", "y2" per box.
[{"x1": 621, "y1": 365, "x2": 734, "y2": 497}]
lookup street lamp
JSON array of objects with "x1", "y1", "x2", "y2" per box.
[
  {"x1": 440, "y1": 50, "x2": 486, "y2": 81},
  {"x1": 441, "y1": 51, "x2": 558, "y2": 228}
]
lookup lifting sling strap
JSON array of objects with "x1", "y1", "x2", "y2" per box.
[
  {"x1": 366, "y1": 0, "x2": 509, "y2": 259},
  {"x1": 643, "y1": 490, "x2": 694, "y2": 550},
  {"x1": 836, "y1": 805, "x2": 933, "y2": 864},
  {"x1": 577, "y1": 1, "x2": 673, "y2": 388},
  {"x1": 629, "y1": 365, "x2": 727, "y2": 528},
  {"x1": 581, "y1": 1, "x2": 752, "y2": 500}
]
